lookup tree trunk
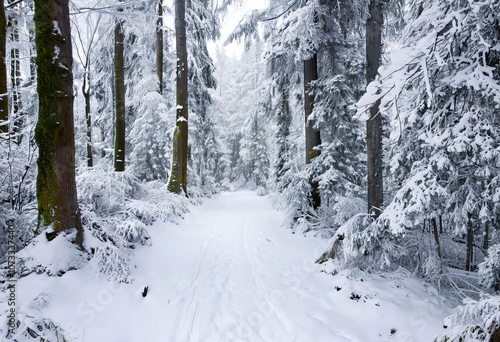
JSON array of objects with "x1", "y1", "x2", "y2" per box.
[
  {"x1": 83, "y1": 66, "x2": 93, "y2": 167},
  {"x1": 483, "y1": 220, "x2": 489, "y2": 252},
  {"x1": 29, "y1": 27, "x2": 36, "y2": 83},
  {"x1": 276, "y1": 86, "x2": 291, "y2": 190},
  {"x1": 8, "y1": 2, "x2": 21, "y2": 141},
  {"x1": 366, "y1": 0, "x2": 384, "y2": 218},
  {"x1": 465, "y1": 212, "x2": 474, "y2": 271},
  {"x1": 0, "y1": 2, "x2": 7, "y2": 133},
  {"x1": 304, "y1": 54, "x2": 321, "y2": 209},
  {"x1": 167, "y1": 0, "x2": 189, "y2": 195},
  {"x1": 156, "y1": 0, "x2": 163, "y2": 94},
  {"x1": 114, "y1": 19, "x2": 125, "y2": 172},
  {"x1": 431, "y1": 217, "x2": 442, "y2": 259},
  {"x1": 34, "y1": 0, "x2": 83, "y2": 246}
]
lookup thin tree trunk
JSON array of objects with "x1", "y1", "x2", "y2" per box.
[
  {"x1": 8, "y1": 3, "x2": 21, "y2": 141},
  {"x1": 0, "y1": 2, "x2": 7, "y2": 133},
  {"x1": 34, "y1": 0, "x2": 83, "y2": 246},
  {"x1": 431, "y1": 217, "x2": 441, "y2": 259},
  {"x1": 276, "y1": 86, "x2": 291, "y2": 190},
  {"x1": 304, "y1": 54, "x2": 321, "y2": 209},
  {"x1": 156, "y1": 0, "x2": 163, "y2": 94},
  {"x1": 101, "y1": 127, "x2": 106, "y2": 159},
  {"x1": 114, "y1": 19, "x2": 125, "y2": 172},
  {"x1": 465, "y1": 212, "x2": 474, "y2": 271},
  {"x1": 27, "y1": 1, "x2": 36, "y2": 84},
  {"x1": 83, "y1": 64, "x2": 93, "y2": 167},
  {"x1": 29, "y1": 28, "x2": 36, "y2": 83},
  {"x1": 483, "y1": 220, "x2": 489, "y2": 251},
  {"x1": 168, "y1": 0, "x2": 189, "y2": 194},
  {"x1": 366, "y1": 0, "x2": 384, "y2": 218}
]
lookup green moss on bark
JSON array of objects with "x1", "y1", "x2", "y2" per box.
[
  {"x1": 34, "y1": 0, "x2": 63, "y2": 228},
  {"x1": 34, "y1": 0, "x2": 83, "y2": 246}
]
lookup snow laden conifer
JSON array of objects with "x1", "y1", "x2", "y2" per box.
[
  {"x1": 129, "y1": 75, "x2": 172, "y2": 181},
  {"x1": 240, "y1": 110, "x2": 271, "y2": 190},
  {"x1": 344, "y1": 0, "x2": 500, "y2": 274},
  {"x1": 211, "y1": 52, "x2": 244, "y2": 185},
  {"x1": 478, "y1": 244, "x2": 500, "y2": 290},
  {"x1": 214, "y1": 38, "x2": 272, "y2": 190},
  {"x1": 185, "y1": 0, "x2": 222, "y2": 195},
  {"x1": 238, "y1": 42, "x2": 271, "y2": 191},
  {"x1": 264, "y1": 0, "x2": 367, "y2": 233},
  {"x1": 435, "y1": 295, "x2": 500, "y2": 342}
]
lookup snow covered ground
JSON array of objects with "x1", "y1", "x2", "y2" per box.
[{"x1": 2, "y1": 191, "x2": 452, "y2": 341}]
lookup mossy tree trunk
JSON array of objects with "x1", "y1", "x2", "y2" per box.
[
  {"x1": 366, "y1": 0, "x2": 384, "y2": 218},
  {"x1": 0, "y1": 2, "x2": 7, "y2": 133},
  {"x1": 34, "y1": 0, "x2": 83, "y2": 246},
  {"x1": 167, "y1": 0, "x2": 188, "y2": 195},
  {"x1": 114, "y1": 17, "x2": 125, "y2": 172},
  {"x1": 304, "y1": 54, "x2": 321, "y2": 209}
]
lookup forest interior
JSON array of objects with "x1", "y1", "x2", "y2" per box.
[{"x1": 0, "y1": 0, "x2": 499, "y2": 341}]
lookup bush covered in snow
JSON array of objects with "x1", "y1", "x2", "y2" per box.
[
  {"x1": 478, "y1": 244, "x2": 500, "y2": 291},
  {"x1": 435, "y1": 296, "x2": 500, "y2": 342},
  {"x1": 77, "y1": 167, "x2": 192, "y2": 282}
]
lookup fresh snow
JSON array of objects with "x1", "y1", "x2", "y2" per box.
[{"x1": 2, "y1": 191, "x2": 451, "y2": 341}]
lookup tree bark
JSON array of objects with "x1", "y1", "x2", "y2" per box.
[
  {"x1": 8, "y1": 1, "x2": 21, "y2": 141},
  {"x1": 431, "y1": 217, "x2": 442, "y2": 259},
  {"x1": 156, "y1": 0, "x2": 163, "y2": 94},
  {"x1": 465, "y1": 212, "x2": 474, "y2": 271},
  {"x1": 304, "y1": 54, "x2": 321, "y2": 209},
  {"x1": 366, "y1": 0, "x2": 384, "y2": 218},
  {"x1": 114, "y1": 18, "x2": 126, "y2": 172},
  {"x1": 483, "y1": 220, "x2": 489, "y2": 251},
  {"x1": 83, "y1": 65, "x2": 93, "y2": 167},
  {"x1": 276, "y1": 86, "x2": 291, "y2": 190},
  {"x1": 0, "y1": 2, "x2": 7, "y2": 133},
  {"x1": 168, "y1": 0, "x2": 189, "y2": 195},
  {"x1": 34, "y1": 0, "x2": 83, "y2": 246}
]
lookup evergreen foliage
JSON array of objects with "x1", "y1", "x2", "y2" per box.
[{"x1": 1, "y1": 1, "x2": 500, "y2": 338}]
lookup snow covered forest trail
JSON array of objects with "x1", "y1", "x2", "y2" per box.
[
  {"x1": 14, "y1": 191, "x2": 450, "y2": 341},
  {"x1": 126, "y1": 191, "x2": 449, "y2": 342},
  {"x1": 136, "y1": 190, "x2": 342, "y2": 342}
]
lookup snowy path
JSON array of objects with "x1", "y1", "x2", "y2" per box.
[
  {"x1": 15, "y1": 191, "x2": 450, "y2": 342},
  {"x1": 137, "y1": 191, "x2": 337, "y2": 342}
]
